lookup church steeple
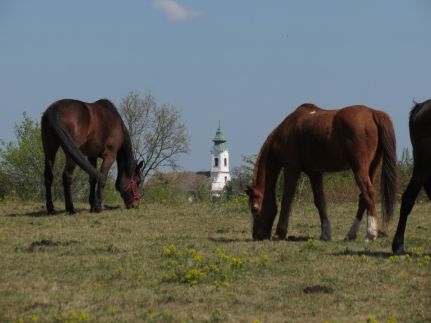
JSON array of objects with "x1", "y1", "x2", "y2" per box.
[{"x1": 210, "y1": 122, "x2": 231, "y2": 196}]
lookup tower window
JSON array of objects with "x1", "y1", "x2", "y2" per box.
[
  {"x1": 224, "y1": 158, "x2": 227, "y2": 167},
  {"x1": 214, "y1": 158, "x2": 219, "y2": 167},
  {"x1": 224, "y1": 176, "x2": 227, "y2": 183}
]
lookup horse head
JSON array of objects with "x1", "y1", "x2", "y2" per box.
[
  {"x1": 245, "y1": 185, "x2": 274, "y2": 240},
  {"x1": 119, "y1": 160, "x2": 144, "y2": 209}
]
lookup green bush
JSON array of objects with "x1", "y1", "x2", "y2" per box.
[{"x1": 143, "y1": 181, "x2": 188, "y2": 204}]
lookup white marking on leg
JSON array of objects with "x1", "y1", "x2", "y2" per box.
[
  {"x1": 346, "y1": 218, "x2": 361, "y2": 240},
  {"x1": 310, "y1": 111, "x2": 316, "y2": 114},
  {"x1": 366, "y1": 215, "x2": 378, "y2": 241}
]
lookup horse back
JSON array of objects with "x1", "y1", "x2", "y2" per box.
[
  {"x1": 45, "y1": 99, "x2": 124, "y2": 158},
  {"x1": 274, "y1": 104, "x2": 382, "y2": 172}
]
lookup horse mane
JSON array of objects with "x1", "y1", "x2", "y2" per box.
[
  {"x1": 95, "y1": 98, "x2": 120, "y2": 115},
  {"x1": 119, "y1": 125, "x2": 136, "y2": 173},
  {"x1": 252, "y1": 128, "x2": 277, "y2": 187}
]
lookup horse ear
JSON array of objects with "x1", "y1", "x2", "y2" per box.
[{"x1": 136, "y1": 160, "x2": 144, "y2": 171}]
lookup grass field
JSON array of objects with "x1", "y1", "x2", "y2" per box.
[{"x1": 0, "y1": 200, "x2": 430, "y2": 323}]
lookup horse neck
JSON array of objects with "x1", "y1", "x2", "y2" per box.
[{"x1": 116, "y1": 132, "x2": 135, "y2": 181}]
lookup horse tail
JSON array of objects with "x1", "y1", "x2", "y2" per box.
[
  {"x1": 42, "y1": 107, "x2": 104, "y2": 181},
  {"x1": 373, "y1": 110, "x2": 397, "y2": 228}
]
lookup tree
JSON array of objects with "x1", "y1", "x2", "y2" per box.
[
  {"x1": 0, "y1": 113, "x2": 46, "y2": 200},
  {"x1": 119, "y1": 91, "x2": 190, "y2": 182},
  {"x1": 225, "y1": 155, "x2": 256, "y2": 197}
]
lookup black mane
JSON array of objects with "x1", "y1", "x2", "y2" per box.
[{"x1": 410, "y1": 99, "x2": 431, "y2": 128}]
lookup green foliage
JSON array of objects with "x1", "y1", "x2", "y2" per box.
[
  {"x1": 143, "y1": 180, "x2": 188, "y2": 204},
  {"x1": 194, "y1": 178, "x2": 212, "y2": 202},
  {"x1": 225, "y1": 155, "x2": 255, "y2": 197},
  {"x1": 0, "y1": 113, "x2": 48, "y2": 200}
]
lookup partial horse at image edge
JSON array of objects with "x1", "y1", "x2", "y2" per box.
[
  {"x1": 246, "y1": 103, "x2": 397, "y2": 241},
  {"x1": 392, "y1": 99, "x2": 431, "y2": 254},
  {"x1": 41, "y1": 98, "x2": 143, "y2": 214}
]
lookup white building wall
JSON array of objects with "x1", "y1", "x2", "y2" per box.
[{"x1": 210, "y1": 150, "x2": 230, "y2": 193}]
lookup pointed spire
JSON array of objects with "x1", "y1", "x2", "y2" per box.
[{"x1": 211, "y1": 122, "x2": 227, "y2": 153}]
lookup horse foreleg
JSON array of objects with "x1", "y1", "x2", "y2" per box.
[
  {"x1": 63, "y1": 157, "x2": 77, "y2": 214},
  {"x1": 273, "y1": 170, "x2": 299, "y2": 240},
  {"x1": 345, "y1": 194, "x2": 366, "y2": 240},
  {"x1": 93, "y1": 156, "x2": 114, "y2": 213},
  {"x1": 88, "y1": 157, "x2": 98, "y2": 212},
  {"x1": 309, "y1": 172, "x2": 331, "y2": 241},
  {"x1": 392, "y1": 171, "x2": 425, "y2": 254}
]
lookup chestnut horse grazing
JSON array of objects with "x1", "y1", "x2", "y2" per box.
[
  {"x1": 42, "y1": 99, "x2": 143, "y2": 214},
  {"x1": 246, "y1": 104, "x2": 397, "y2": 241},
  {"x1": 393, "y1": 99, "x2": 431, "y2": 254}
]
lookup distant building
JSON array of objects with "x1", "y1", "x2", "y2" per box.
[{"x1": 210, "y1": 123, "x2": 231, "y2": 197}]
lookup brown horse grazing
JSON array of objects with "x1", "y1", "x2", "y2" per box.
[
  {"x1": 393, "y1": 99, "x2": 431, "y2": 254},
  {"x1": 246, "y1": 103, "x2": 397, "y2": 241},
  {"x1": 41, "y1": 99, "x2": 143, "y2": 214}
]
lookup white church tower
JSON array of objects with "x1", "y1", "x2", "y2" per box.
[{"x1": 210, "y1": 123, "x2": 231, "y2": 196}]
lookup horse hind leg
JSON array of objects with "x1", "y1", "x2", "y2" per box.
[
  {"x1": 88, "y1": 157, "x2": 98, "y2": 212},
  {"x1": 44, "y1": 157, "x2": 56, "y2": 214},
  {"x1": 346, "y1": 158, "x2": 380, "y2": 240},
  {"x1": 43, "y1": 136, "x2": 59, "y2": 214},
  {"x1": 63, "y1": 156, "x2": 77, "y2": 214},
  {"x1": 392, "y1": 170, "x2": 427, "y2": 254},
  {"x1": 352, "y1": 167, "x2": 378, "y2": 241}
]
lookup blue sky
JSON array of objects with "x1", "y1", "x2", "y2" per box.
[{"x1": 1, "y1": 1, "x2": 430, "y2": 171}]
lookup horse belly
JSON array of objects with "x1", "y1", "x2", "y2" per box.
[{"x1": 302, "y1": 144, "x2": 350, "y2": 172}]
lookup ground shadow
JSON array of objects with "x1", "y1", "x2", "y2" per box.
[
  {"x1": 332, "y1": 248, "x2": 393, "y2": 258},
  {"x1": 287, "y1": 235, "x2": 311, "y2": 242},
  {"x1": 333, "y1": 247, "x2": 431, "y2": 258},
  {"x1": 6, "y1": 204, "x2": 121, "y2": 218},
  {"x1": 7, "y1": 208, "x2": 88, "y2": 218},
  {"x1": 208, "y1": 237, "x2": 254, "y2": 243},
  {"x1": 208, "y1": 235, "x2": 312, "y2": 243}
]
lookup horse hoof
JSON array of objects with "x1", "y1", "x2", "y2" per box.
[
  {"x1": 47, "y1": 209, "x2": 56, "y2": 215},
  {"x1": 365, "y1": 235, "x2": 377, "y2": 242},
  {"x1": 319, "y1": 233, "x2": 331, "y2": 241},
  {"x1": 344, "y1": 233, "x2": 357, "y2": 241},
  {"x1": 67, "y1": 209, "x2": 77, "y2": 215},
  {"x1": 271, "y1": 234, "x2": 286, "y2": 241},
  {"x1": 392, "y1": 241, "x2": 405, "y2": 255}
]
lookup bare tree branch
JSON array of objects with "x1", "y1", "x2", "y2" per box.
[{"x1": 119, "y1": 91, "x2": 190, "y2": 183}]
